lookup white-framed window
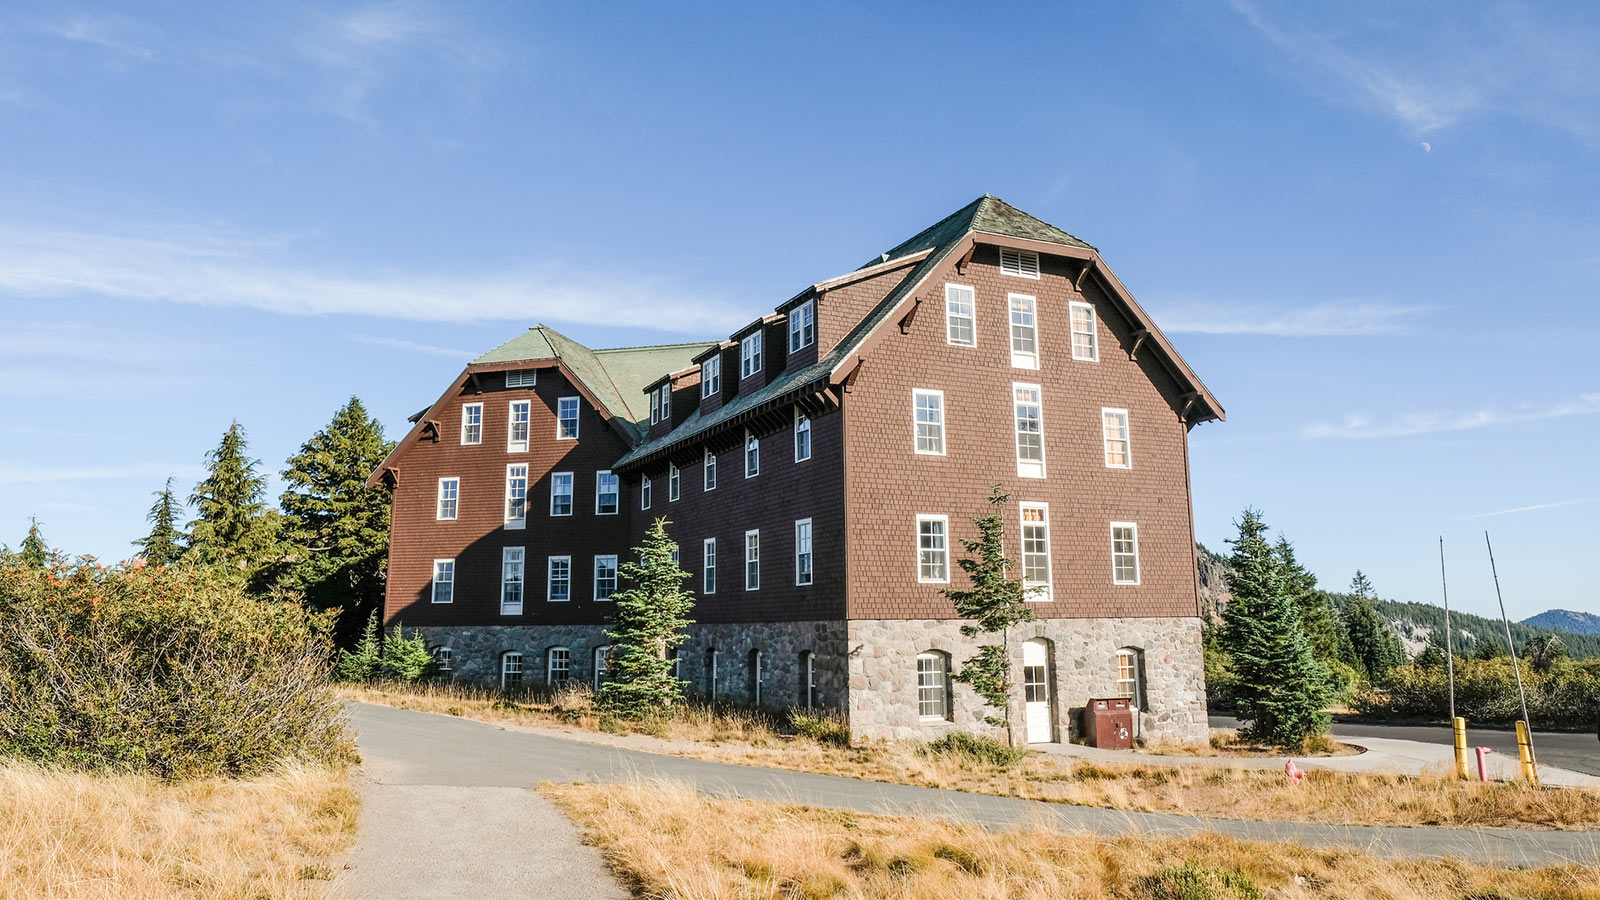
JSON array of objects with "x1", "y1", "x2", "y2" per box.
[
  {"x1": 648, "y1": 383, "x2": 670, "y2": 426},
  {"x1": 794, "y1": 410, "x2": 811, "y2": 461},
  {"x1": 593, "y1": 555, "x2": 618, "y2": 600},
  {"x1": 702, "y1": 537, "x2": 717, "y2": 594},
  {"x1": 436, "y1": 477, "x2": 459, "y2": 521},
  {"x1": 460, "y1": 403, "x2": 483, "y2": 445},
  {"x1": 913, "y1": 389, "x2": 945, "y2": 455},
  {"x1": 701, "y1": 355, "x2": 721, "y2": 398},
  {"x1": 557, "y1": 396, "x2": 580, "y2": 439},
  {"x1": 1019, "y1": 503, "x2": 1052, "y2": 601},
  {"x1": 649, "y1": 385, "x2": 662, "y2": 425},
  {"x1": 703, "y1": 448, "x2": 717, "y2": 491},
  {"x1": 435, "y1": 646, "x2": 453, "y2": 673},
  {"x1": 549, "y1": 471, "x2": 573, "y2": 517},
  {"x1": 944, "y1": 283, "x2": 976, "y2": 347},
  {"x1": 704, "y1": 647, "x2": 719, "y2": 700},
  {"x1": 547, "y1": 647, "x2": 570, "y2": 685},
  {"x1": 794, "y1": 518, "x2": 813, "y2": 586},
  {"x1": 1116, "y1": 647, "x2": 1147, "y2": 709},
  {"x1": 788, "y1": 299, "x2": 815, "y2": 352},
  {"x1": 1102, "y1": 408, "x2": 1132, "y2": 469},
  {"x1": 748, "y1": 648, "x2": 764, "y2": 705},
  {"x1": 548, "y1": 556, "x2": 572, "y2": 601},
  {"x1": 917, "y1": 515, "x2": 949, "y2": 583},
  {"x1": 501, "y1": 651, "x2": 523, "y2": 689},
  {"x1": 594, "y1": 646, "x2": 611, "y2": 690},
  {"x1": 431, "y1": 559, "x2": 455, "y2": 604},
  {"x1": 595, "y1": 470, "x2": 619, "y2": 515},
  {"x1": 1008, "y1": 293, "x2": 1039, "y2": 369},
  {"x1": 1070, "y1": 301, "x2": 1099, "y2": 362},
  {"x1": 799, "y1": 650, "x2": 815, "y2": 708},
  {"x1": 917, "y1": 651, "x2": 951, "y2": 720},
  {"x1": 1012, "y1": 383, "x2": 1045, "y2": 478},
  {"x1": 740, "y1": 330, "x2": 763, "y2": 379},
  {"x1": 640, "y1": 475, "x2": 652, "y2": 510},
  {"x1": 508, "y1": 400, "x2": 531, "y2": 453},
  {"x1": 744, "y1": 529, "x2": 760, "y2": 591},
  {"x1": 669, "y1": 462, "x2": 680, "y2": 501},
  {"x1": 505, "y1": 369, "x2": 537, "y2": 388},
  {"x1": 998, "y1": 246, "x2": 1041, "y2": 279},
  {"x1": 744, "y1": 432, "x2": 759, "y2": 478},
  {"x1": 1111, "y1": 522, "x2": 1141, "y2": 585},
  {"x1": 501, "y1": 547, "x2": 525, "y2": 615},
  {"x1": 505, "y1": 464, "x2": 529, "y2": 528}
]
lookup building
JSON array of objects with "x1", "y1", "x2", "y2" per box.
[{"x1": 368, "y1": 195, "x2": 1224, "y2": 744}]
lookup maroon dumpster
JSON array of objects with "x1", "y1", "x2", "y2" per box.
[{"x1": 1085, "y1": 697, "x2": 1134, "y2": 749}]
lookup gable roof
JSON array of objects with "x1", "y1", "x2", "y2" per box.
[{"x1": 614, "y1": 195, "x2": 1222, "y2": 471}]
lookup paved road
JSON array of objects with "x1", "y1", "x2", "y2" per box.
[
  {"x1": 349, "y1": 702, "x2": 1600, "y2": 867},
  {"x1": 1211, "y1": 716, "x2": 1600, "y2": 777}
]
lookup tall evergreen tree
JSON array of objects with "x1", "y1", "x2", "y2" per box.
[
  {"x1": 1273, "y1": 537, "x2": 1353, "y2": 666},
  {"x1": 17, "y1": 516, "x2": 49, "y2": 568},
  {"x1": 273, "y1": 398, "x2": 395, "y2": 643},
  {"x1": 944, "y1": 485, "x2": 1035, "y2": 746},
  {"x1": 1341, "y1": 571, "x2": 1406, "y2": 677},
  {"x1": 1221, "y1": 509, "x2": 1331, "y2": 746},
  {"x1": 133, "y1": 477, "x2": 188, "y2": 565},
  {"x1": 187, "y1": 422, "x2": 282, "y2": 577},
  {"x1": 599, "y1": 518, "x2": 696, "y2": 718}
]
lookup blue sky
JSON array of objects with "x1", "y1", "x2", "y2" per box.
[{"x1": 2, "y1": 1, "x2": 1596, "y2": 621}]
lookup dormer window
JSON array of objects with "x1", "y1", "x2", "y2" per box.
[
  {"x1": 702, "y1": 355, "x2": 721, "y2": 398},
  {"x1": 788, "y1": 299, "x2": 815, "y2": 353},
  {"x1": 740, "y1": 331, "x2": 763, "y2": 379},
  {"x1": 999, "y1": 247, "x2": 1040, "y2": 279},
  {"x1": 650, "y1": 387, "x2": 660, "y2": 425},
  {"x1": 505, "y1": 369, "x2": 537, "y2": 388}
]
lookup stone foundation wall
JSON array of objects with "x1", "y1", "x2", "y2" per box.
[{"x1": 846, "y1": 616, "x2": 1208, "y2": 745}]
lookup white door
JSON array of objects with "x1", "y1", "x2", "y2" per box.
[{"x1": 1022, "y1": 639, "x2": 1052, "y2": 743}]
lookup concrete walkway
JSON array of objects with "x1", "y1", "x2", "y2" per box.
[{"x1": 344, "y1": 702, "x2": 1600, "y2": 869}]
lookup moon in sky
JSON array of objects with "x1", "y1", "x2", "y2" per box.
[{"x1": 1421, "y1": 142, "x2": 1432, "y2": 152}]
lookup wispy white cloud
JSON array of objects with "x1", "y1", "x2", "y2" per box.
[
  {"x1": 1157, "y1": 300, "x2": 1432, "y2": 336},
  {"x1": 0, "y1": 218, "x2": 744, "y2": 334},
  {"x1": 42, "y1": 14, "x2": 155, "y2": 60},
  {"x1": 0, "y1": 460, "x2": 205, "y2": 487},
  {"x1": 1472, "y1": 497, "x2": 1600, "y2": 519},
  {"x1": 353, "y1": 334, "x2": 474, "y2": 358},
  {"x1": 1303, "y1": 392, "x2": 1600, "y2": 439}
]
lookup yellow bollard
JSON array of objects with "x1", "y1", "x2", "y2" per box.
[
  {"x1": 1452, "y1": 717, "x2": 1469, "y2": 779},
  {"x1": 1515, "y1": 720, "x2": 1539, "y2": 785}
]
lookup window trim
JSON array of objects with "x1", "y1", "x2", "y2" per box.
[
  {"x1": 916, "y1": 650, "x2": 952, "y2": 721},
  {"x1": 944, "y1": 283, "x2": 977, "y2": 348},
  {"x1": 1102, "y1": 407, "x2": 1133, "y2": 469},
  {"x1": 649, "y1": 386, "x2": 661, "y2": 425},
  {"x1": 668, "y1": 462, "x2": 680, "y2": 501},
  {"x1": 702, "y1": 537, "x2": 717, "y2": 595},
  {"x1": 504, "y1": 463, "x2": 529, "y2": 529},
  {"x1": 744, "y1": 431, "x2": 759, "y2": 478},
  {"x1": 549, "y1": 471, "x2": 574, "y2": 517},
  {"x1": 739, "y1": 330, "x2": 763, "y2": 379},
  {"x1": 794, "y1": 517, "x2": 813, "y2": 587},
  {"x1": 788, "y1": 298, "x2": 815, "y2": 353},
  {"x1": 556, "y1": 396, "x2": 580, "y2": 440},
  {"x1": 640, "y1": 474, "x2": 652, "y2": 510},
  {"x1": 1116, "y1": 647, "x2": 1147, "y2": 710},
  {"x1": 593, "y1": 646, "x2": 610, "y2": 691},
  {"x1": 800, "y1": 650, "x2": 815, "y2": 708},
  {"x1": 1008, "y1": 293, "x2": 1039, "y2": 370},
  {"x1": 435, "y1": 646, "x2": 453, "y2": 673},
  {"x1": 1111, "y1": 522, "x2": 1141, "y2": 586},
  {"x1": 1069, "y1": 300, "x2": 1099, "y2": 362},
  {"x1": 505, "y1": 369, "x2": 537, "y2": 388},
  {"x1": 1012, "y1": 382, "x2": 1046, "y2": 479},
  {"x1": 547, "y1": 646, "x2": 571, "y2": 685},
  {"x1": 998, "y1": 246, "x2": 1041, "y2": 279},
  {"x1": 794, "y1": 410, "x2": 811, "y2": 462},
  {"x1": 500, "y1": 651, "x2": 524, "y2": 689},
  {"x1": 701, "y1": 355, "x2": 721, "y2": 398},
  {"x1": 500, "y1": 546, "x2": 525, "y2": 615},
  {"x1": 435, "y1": 477, "x2": 459, "y2": 521},
  {"x1": 912, "y1": 388, "x2": 946, "y2": 456},
  {"x1": 547, "y1": 555, "x2": 572, "y2": 602},
  {"x1": 460, "y1": 402, "x2": 483, "y2": 446},
  {"x1": 593, "y1": 554, "x2": 618, "y2": 601},
  {"x1": 430, "y1": 558, "x2": 455, "y2": 604},
  {"x1": 507, "y1": 399, "x2": 531, "y2": 453},
  {"x1": 1019, "y1": 502, "x2": 1053, "y2": 602},
  {"x1": 595, "y1": 469, "x2": 619, "y2": 516},
  {"x1": 744, "y1": 529, "x2": 760, "y2": 591},
  {"x1": 916, "y1": 514, "x2": 950, "y2": 584},
  {"x1": 703, "y1": 448, "x2": 717, "y2": 491}
]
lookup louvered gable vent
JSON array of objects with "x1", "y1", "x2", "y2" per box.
[
  {"x1": 999, "y1": 247, "x2": 1041, "y2": 279},
  {"x1": 505, "y1": 370, "x2": 537, "y2": 388}
]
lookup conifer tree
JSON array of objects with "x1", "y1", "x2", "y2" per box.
[
  {"x1": 1221, "y1": 509, "x2": 1330, "y2": 746},
  {"x1": 379, "y1": 623, "x2": 437, "y2": 682},
  {"x1": 1274, "y1": 536, "x2": 1352, "y2": 666},
  {"x1": 336, "y1": 612, "x2": 383, "y2": 682},
  {"x1": 273, "y1": 398, "x2": 395, "y2": 644},
  {"x1": 133, "y1": 477, "x2": 188, "y2": 565},
  {"x1": 17, "y1": 517, "x2": 50, "y2": 568},
  {"x1": 187, "y1": 422, "x2": 282, "y2": 577},
  {"x1": 599, "y1": 518, "x2": 696, "y2": 718},
  {"x1": 1341, "y1": 571, "x2": 1406, "y2": 677},
  {"x1": 944, "y1": 485, "x2": 1035, "y2": 745}
]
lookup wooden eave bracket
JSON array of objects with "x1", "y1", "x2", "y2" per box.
[
  {"x1": 1129, "y1": 328, "x2": 1150, "y2": 360},
  {"x1": 1074, "y1": 260, "x2": 1095, "y2": 291},
  {"x1": 420, "y1": 419, "x2": 442, "y2": 442},
  {"x1": 954, "y1": 244, "x2": 977, "y2": 275},
  {"x1": 898, "y1": 297, "x2": 922, "y2": 334},
  {"x1": 1178, "y1": 392, "x2": 1200, "y2": 422}
]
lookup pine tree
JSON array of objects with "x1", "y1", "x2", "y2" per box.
[
  {"x1": 944, "y1": 485, "x2": 1035, "y2": 745},
  {"x1": 1274, "y1": 537, "x2": 1349, "y2": 665},
  {"x1": 1342, "y1": 571, "x2": 1406, "y2": 678},
  {"x1": 379, "y1": 623, "x2": 437, "y2": 682},
  {"x1": 133, "y1": 477, "x2": 188, "y2": 565},
  {"x1": 187, "y1": 422, "x2": 282, "y2": 577},
  {"x1": 599, "y1": 518, "x2": 696, "y2": 718},
  {"x1": 336, "y1": 612, "x2": 383, "y2": 682},
  {"x1": 1220, "y1": 509, "x2": 1330, "y2": 746},
  {"x1": 273, "y1": 398, "x2": 396, "y2": 644},
  {"x1": 17, "y1": 517, "x2": 50, "y2": 568}
]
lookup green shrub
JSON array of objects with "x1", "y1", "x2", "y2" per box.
[
  {"x1": 0, "y1": 557, "x2": 352, "y2": 778},
  {"x1": 918, "y1": 731, "x2": 1026, "y2": 767},
  {"x1": 1353, "y1": 657, "x2": 1600, "y2": 727},
  {"x1": 788, "y1": 708, "x2": 852, "y2": 747},
  {"x1": 1142, "y1": 863, "x2": 1262, "y2": 900}
]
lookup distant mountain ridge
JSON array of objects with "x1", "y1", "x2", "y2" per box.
[{"x1": 1522, "y1": 608, "x2": 1600, "y2": 636}]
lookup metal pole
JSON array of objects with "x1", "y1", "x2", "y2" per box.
[
  {"x1": 1485, "y1": 531, "x2": 1538, "y2": 782},
  {"x1": 1439, "y1": 537, "x2": 1456, "y2": 723}
]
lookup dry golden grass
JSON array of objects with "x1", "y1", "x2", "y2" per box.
[
  {"x1": 547, "y1": 780, "x2": 1600, "y2": 900},
  {"x1": 345, "y1": 681, "x2": 1600, "y2": 830},
  {"x1": 0, "y1": 761, "x2": 357, "y2": 900}
]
